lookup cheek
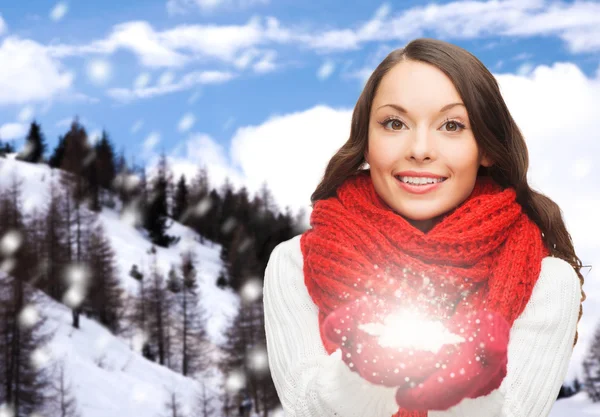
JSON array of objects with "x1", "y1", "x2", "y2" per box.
[{"x1": 443, "y1": 142, "x2": 480, "y2": 171}]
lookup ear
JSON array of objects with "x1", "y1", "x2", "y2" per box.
[
  {"x1": 480, "y1": 152, "x2": 494, "y2": 168},
  {"x1": 364, "y1": 149, "x2": 369, "y2": 164}
]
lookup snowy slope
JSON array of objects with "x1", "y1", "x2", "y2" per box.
[
  {"x1": 0, "y1": 155, "x2": 277, "y2": 416},
  {"x1": 0, "y1": 155, "x2": 596, "y2": 416}
]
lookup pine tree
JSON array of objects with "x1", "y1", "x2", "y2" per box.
[
  {"x1": 173, "y1": 175, "x2": 189, "y2": 223},
  {"x1": 69, "y1": 193, "x2": 94, "y2": 329},
  {"x1": 0, "y1": 138, "x2": 16, "y2": 157},
  {"x1": 16, "y1": 120, "x2": 47, "y2": 163},
  {"x1": 48, "y1": 360, "x2": 82, "y2": 417},
  {"x1": 0, "y1": 175, "x2": 52, "y2": 416},
  {"x1": 143, "y1": 153, "x2": 177, "y2": 247},
  {"x1": 129, "y1": 263, "x2": 154, "y2": 361},
  {"x1": 38, "y1": 173, "x2": 70, "y2": 302},
  {"x1": 83, "y1": 224, "x2": 124, "y2": 334},
  {"x1": 94, "y1": 130, "x2": 117, "y2": 207},
  {"x1": 188, "y1": 166, "x2": 211, "y2": 243},
  {"x1": 161, "y1": 390, "x2": 186, "y2": 417},
  {"x1": 178, "y1": 250, "x2": 211, "y2": 377},
  {"x1": 583, "y1": 319, "x2": 600, "y2": 401},
  {"x1": 193, "y1": 379, "x2": 218, "y2": 417},
  {"x1": 146, "y1": 246, "x2": 171, "y2": 365},
  {"x1": 49, "y1": 134, "x2": 67, "y2": 168}
]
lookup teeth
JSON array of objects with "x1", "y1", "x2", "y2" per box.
[{"x1": 397, "y1": 176, "x2": 445, "y2": 185}]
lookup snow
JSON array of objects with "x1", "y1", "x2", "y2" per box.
[{"x1": 0, "y1": 155, "x2": 264, "y2": 416}]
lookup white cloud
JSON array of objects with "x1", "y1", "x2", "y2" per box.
[
  {"x1": 134, "y1": 72, "x2": 151, "y2": 89},
  {"x1": 46, "y1": 17, "x2": 292, "y2": 69},
  {"x1": 48, "y1": 21, "x2": 189, "y2": 68},
  {"x1": 50, "y1": 2, "x2": 69, "y2": 22},
  {"x1": 177, "y1": 113, "x2": 196, "y2": 133},
  {"x1": 168, "y1": 133, "x2": 244, "y2": 194},
  {"x1": 230, "y1": 105, "x2": 352, "y2": 215},
  {"x1": 0, "y1": 37, "x2": 73, "y2": 105},
  {"x1": 0, "y1": 123, "x2": 28, "y2": 140},
  {"x1": 0, "y1": 14, "x2": 7, "y2": 35},
  {"x1": 86, "y1": 59, "x2": 112, "y2": 84},
  {"x1": 39, "y1": 0, "x2": 600, "y2": 80},
  {"x1": 305, "y1": 0, "x2": 600, "y2": 53},
  {"x1": 107, "y1": 70, "x2": 235, "y2": 102},
  {"x1": 317, "y1": 60, "x2": 335, "y2": 80},
  {"x1": 17, "y1": 106, "x2": 35, "y2": 123}
]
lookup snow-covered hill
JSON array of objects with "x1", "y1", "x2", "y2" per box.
[
  {"x1": 0, "y1": 154, "x2": 596, "y2": 416},
  {"x1": 0, "y1": 155, "x2": 283, "y2": 416}
]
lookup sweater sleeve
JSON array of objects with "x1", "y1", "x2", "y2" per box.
[
  {"x1": 263, "y1": 236, "x2": 401, "y2": 417},
  {"x1": 429, "y1": 256, "x2": 582, "y2": 417}
]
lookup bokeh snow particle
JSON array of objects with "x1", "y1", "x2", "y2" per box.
[
  {"x1": 240, "y1": 278, "x2": 262, "y2": 303},
  {"x1": 131, "y1": 119, "x2": 144, "y2": 134},
  {"x1": 224, "y1": 369, "x2": 246, "y2": 394},
  {"x1": 131, "y1": 330, "x2": 148, "y2": 354},
  {"x1": 247, "y1": 345, "x2": 268, "y2": 373},
  {"x1": 31, "y1": 346, "x2": 53, "y2": 370},
  {"x1": 134, "y1": 73, "x2": 151, "y2": 89},
  {"x1": 50, "y1": 2, "x2": 68, "y2": 21},
  {"x1": 18, "y1": 305, "x2": 40, "y2": 329},
  {"x1": 177, "y1": 113, "x2": 195, "y2": 133},
  {"x1": 17, "y1": 106, "x2": 34, "y2": 123},
  {"x1": 0, "y1": 404, "x2": 15, "y2": 417},
  {"x1": 221, "y1": 217, "x2": 237, "y2": 235},
  {"x1": 194, "y1": 196, "x2": 212, "y2": 217},
  {"x1": 0, "y1": 259, "x2": 15, "y2": 274},
  {"x1": 0, "y1": 230, "x2": 23, "y2": 256},
  {"x1": 158, "y1": 71, "x2": 174, "y2": 86},
  {"x1": 87, "y1": 59, "x2": 112, "y2": 85}
]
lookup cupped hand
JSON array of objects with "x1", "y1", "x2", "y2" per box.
[
  {"x1": 393, "y1": 309, "x2": 510, "y2": 411},
  {"x1": 322, "y1": 296, "x2": 449, "y2": 387}
]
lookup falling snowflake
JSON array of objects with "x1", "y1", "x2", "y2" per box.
[
  {"x1": 0, "y1": 229, "x2": 23, "y2": 256},
  {"x1": 18, "y1": 304, "x2": 39, "y2": 329}
]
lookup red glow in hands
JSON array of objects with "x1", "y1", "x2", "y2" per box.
[{"x1": 393, "y1": 309, "x2": 510, "y2": 411}]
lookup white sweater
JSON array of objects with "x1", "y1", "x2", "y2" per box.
[{"x1": 263, "y1": 234, "x2": 581, "y2": 417}]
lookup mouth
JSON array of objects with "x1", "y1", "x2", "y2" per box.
[{"x1": 394, "y1": 175, "x2": 448, "y2": 194}]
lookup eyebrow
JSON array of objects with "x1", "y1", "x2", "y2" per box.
[{"x1": 376, "y1": 102, "x2": 466, "y2": 113}]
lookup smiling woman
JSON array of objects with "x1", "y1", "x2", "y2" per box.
[{"x1": 263, "y1": 37, "x2": 586, "y2": 417}]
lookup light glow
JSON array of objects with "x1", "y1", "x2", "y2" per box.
[{"x1": 358, "y1": 308, "x2": 464, "y2": 353}]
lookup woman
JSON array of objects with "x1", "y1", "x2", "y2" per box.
[{"x1": 263, "y1": 38, "x2": 586, "y2": 417}]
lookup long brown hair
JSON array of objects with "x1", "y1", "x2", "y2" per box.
[{"x1": 310, "y1": 38, "x2": 586, "y2": 348}]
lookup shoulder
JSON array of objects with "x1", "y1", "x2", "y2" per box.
[
  {"x1": 538, "y1": 256, "x2": 581, "y2": 292},
  {"x1": 268, "y1": 234, "x2": 304, "y2": 273},
  {"x1": 525, "y1": 255, "x2": 582, "y2": 320}
]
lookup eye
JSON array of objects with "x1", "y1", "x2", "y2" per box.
[
  {"x1": 378, "y1": 117, "x2": 405, "y2": 131},
  {"x1": 441, "y1": 118, "x2": 466, "y2": 132}
]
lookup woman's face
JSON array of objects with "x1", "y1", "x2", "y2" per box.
[{"x1": 366, "y1": 59, "x2": 493, "y2": 233}]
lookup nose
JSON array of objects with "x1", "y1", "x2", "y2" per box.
[{"x1": 407, "y1": 129, "x2": 436, "y2": 162}]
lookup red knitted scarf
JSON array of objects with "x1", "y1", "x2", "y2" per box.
[{"x1": 300, "y1": 169, "x2": 549, "y2": 417}]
